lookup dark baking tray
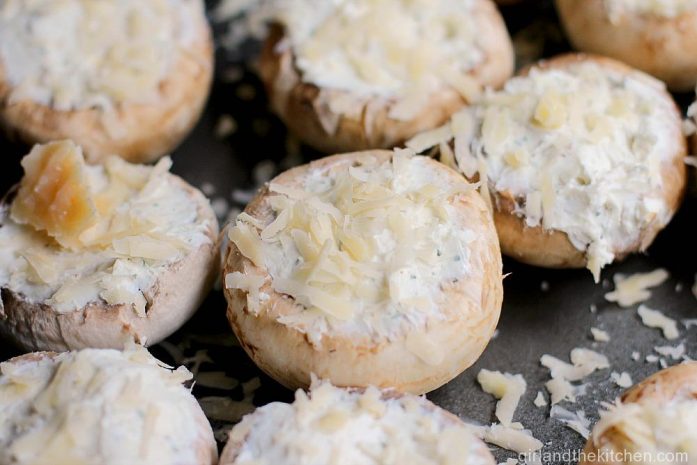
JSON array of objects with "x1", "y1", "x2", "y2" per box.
[{"x1": 1, "y1": 2, "x2": 696, "y2": 464}]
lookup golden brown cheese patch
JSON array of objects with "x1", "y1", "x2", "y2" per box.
[{"x1": 11, "y1": 141, "x2": 97, "y2": 250}]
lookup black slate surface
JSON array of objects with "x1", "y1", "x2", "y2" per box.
[{"x1": 1, "y1": 1, "x2": 696, "y2": 464}]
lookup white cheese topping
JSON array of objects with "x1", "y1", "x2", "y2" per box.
[
  {"x1": 541, "y1": 348, "x2": 609, "y2": 405},
  {"x1": 534, "y1": 391, "x2": 547, "y2": 407},
  {"x1": 591, "y1": 327, "x2": 611, "y2": 342},
  {"x1": 273, "y1": 0, "x2": 487, "y2": 120},
  {"x1": 410, "y1": 61, "x2": 680, "y2": 281},
  {"x1": 227, "y1": 151, "x2": 476, "y2": 343},
  {"x1": 227, "y1": 380, "x2": 489, "y2": 465},
  {"x1": 610, "y1": 371, "x2": 633, "y2": 388},
  {"x1": 0, "y1": 141, "x2": 213, "y2": 314},
  {"x1": 0, "y1": 346, "x2": 203, "y2": 465},
  {"x1": 638, "y1": 305, "x2": 680, "y2": 340},
  {"x1": 479, "y1": 424, "x2": 543, "y2": 455},
  {"x1": 605, "y1": 269, "x2": 669, "y2": 307},
  {"x1": 0, "y1": 0, "x2": 204, "y2": 111},
  {"x1": 550, "y1": 405, "x2": 591, "y2": 439},
  {"x1": 605, "y1": 0, "x2": 697, "y2": 20},
  {"x1": 654, "y1": 343, "x2": 686, "y2": 360},
  {"x1": 594, "y1": 399, "x2": 697, "y2": 463},
  {"x1": 477, "y1": 369, "x2": 526, "y2": 427}
]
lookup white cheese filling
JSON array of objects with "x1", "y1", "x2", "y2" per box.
[
  {"x1": 594, "y1": 399, "x2": 697, "y2": 463},
  {"x1": 227, "y1": 151, "x2": 475, "y2": 343},
  {"x1": 0, "y1": 0, "x2": 204, "y2": 111},
  {"x1": 605, "y1": 0, "x2": 697, "y2": 19},
  {"x1": 420, "y1": 61, "x2": 679, "y2": 281},
  {"x1": 0, "y1": 346, "x2": 202, "y2": 465},
  {"x1": 228, "y1": 380, "x2": 488, "y2": 465},
  {"x1": 273, "y1": 0, "x2": 485, "y2": 119},
  {"x1": 0, "y1": 145, "x2": 212, "y2": 315}
]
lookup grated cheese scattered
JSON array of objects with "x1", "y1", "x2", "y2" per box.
[
  {"x1": 545, "y1": 377, "x2": 586, "y2": 405},
  {"x1": 550, "y1": 405, "x2": 591, "y2": 439},
  {"x1": 604, "y1": 269, "x2": 669, "y2": 307},
  {"x1": 534, "y1": 391, "x2": 547, "y2": 408},
  {"x1": 590, "y1": 327, "x2": 610, "y2": 342},
  {"x1": 541, "y1": 348, "x2": 608, "y2": 405},
  {"x1": 227, "y1": 151, "x2": 477, "y2": 342},
  {"x1": 637, "y1": 305, "x2": 680, "y2": 340},
  {"x1": 477, "y1": 370, "x2": 527, "y2": 427},
  {"x1": 610, "y1": 371, "x2": 633, "y2": 388},
  {"x1": 541, "y1": 348, "x2": 610, "y2": 382},
  {"x1": 481, "y1": 424, "x2": 543, "y2": 454},
  {"x1": 653, "y1": 343, "x2": 685, "y2": 360}
]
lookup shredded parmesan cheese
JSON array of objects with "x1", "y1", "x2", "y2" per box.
[
  {"x1": 591, "y1": 327, "x2": 610, "y2": 342},
  {"x1": 0, "y1": 346, "x2": 204, "y2": 465},
  {"x1": 0, "y1": 141, "x2": 213, "y2": 314},
  {"x1": 654, "y1": 343, "x2": 685, "y2": 360},
  {"x1": 226, "y1": 151, "x2": 476, "y2": 343},
  {"x1": 477, "y1": 370, "x2": 527, "y2": 427},
  {"x1": 541, "y1": 348, "x2": 610, "y2": 382},
  {"x1": 637, "y1": 305, "x2": 680, "y2": 340},
  {"x1": 610, "y1": 371, "x2": 633, "y2": 388},
  {"x1": 227, "y1": 379, "x2": 488, "y2": 465},
  {"x1": 408, "y1": 61, "x2": 680, "y2": 282},
  {"x1": 0, "y1": 0, "x2": 205, "y2": 110},
  {"x1": 534, "y1": 391, "x2": 547, "y2": 408},
  {"x1": 541, "y1": 348, "x2": 608, "y2": 405},
  {"x1": 604, "y1": 269, "x2": 669, "y2": 307},
  {"x1": 550, "y1": 405, "x2": 590, "y2": 439},
  {"x1": 481, "y1": 424, "x2": 543, "y2": 455}
]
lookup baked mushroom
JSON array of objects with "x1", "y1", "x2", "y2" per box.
[
  {"x1": 582, "y1": 362, "x2": 697, "y2": 465},
  {"x1": 220, "y1": 379, "x2": 496, "y2": 465},
  {"x1": 0, "y1": 140, "x2": 219, "y2": 351},
  {"x1": 407, "y1": 54, "x2": 687, "y2": 282},
  {"x1": 0, "y1": 0, "x2": 213, "y2": 163},
  {"x1": 0, "y1": 346, "x2": 217, "y2": 465},
  {"x1": 223, "y1": 149, "x2": 503, "y2": 394},
  {"x1": 259, "y1": 0, "x2": 514, "y2": 154},
  {"x1": 555, "y1": 0, "x2": 697, "y2": 92}
]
